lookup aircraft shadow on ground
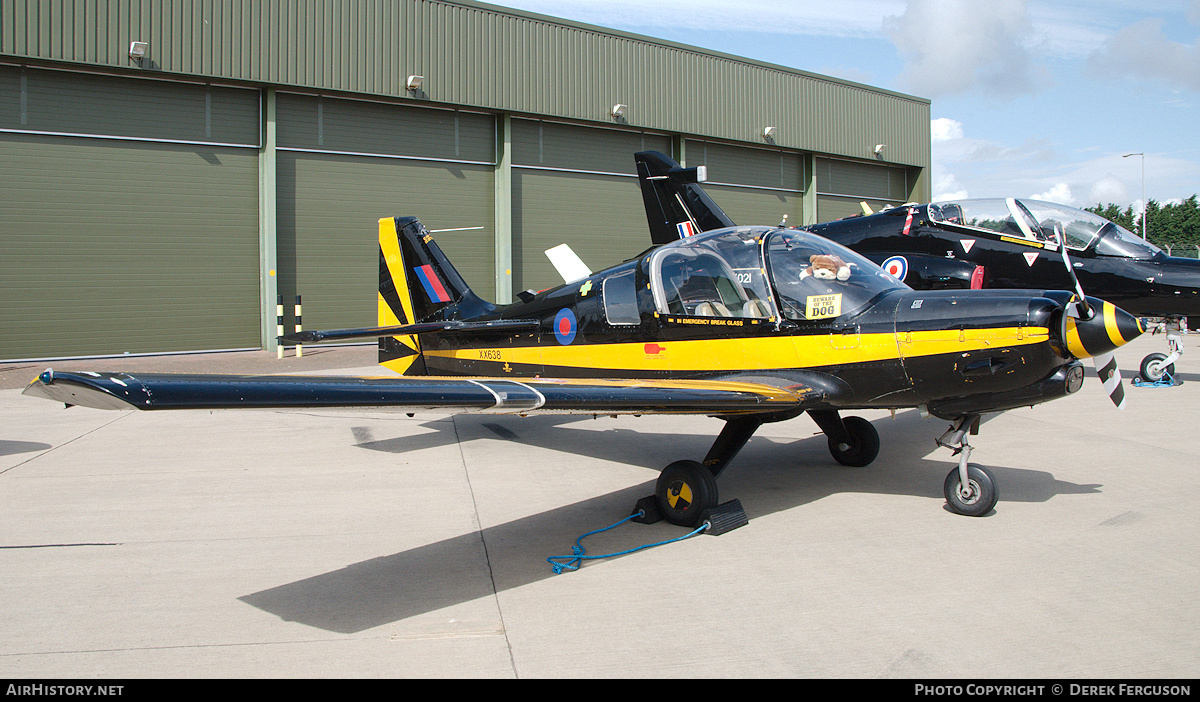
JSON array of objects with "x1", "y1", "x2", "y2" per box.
[
  {"x1": 239, "y1": 411, "x2": 1100, "y2": 633},
  {"x1": 0, "y1": 439, "x2": 52, "y2": 456}
]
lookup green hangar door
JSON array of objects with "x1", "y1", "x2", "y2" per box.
[
  {"x1": 510, "y1": 120, "x2": 671, "y2": 293},
  {"x1": 685, "y1": 140, "x2": 807, "y2": 229},
  {"x1": 815, "y1": 157, "x2": 914, "y2": 223},
  {"x1": 275, "y1": 95, "x2": 496, "y2": 331},
  {"x1": 0, "y1": 67, "x2": 261, "y2": 360}
]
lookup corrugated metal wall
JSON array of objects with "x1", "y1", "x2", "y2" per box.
[
  {"x1": 0, "y1": 0, "x2": 933, "y2": 358},
  {"x1": 275, "y1": 92, "x2": 498, "y2": 330},
  {"x1": 0, "y1": 0, "x2": 930, "y2": 169},
  {"x1": 509, "y1": 118, "x2": 672, "y2": 292},
  {"x1": 0, "y1": 66, "x2": 261, "y2": 359}
]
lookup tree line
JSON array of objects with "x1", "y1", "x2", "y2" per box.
[{"x1": 1085, "y1": 196, "x2": 1200, "y2": 257}]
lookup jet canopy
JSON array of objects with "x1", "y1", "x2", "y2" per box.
[
  {"x1": 929, "y1": 198, "x2": 1162, "y2": 259},
  {"x1": 648, "y1": 226, "x2": 907, "y2": 323}
]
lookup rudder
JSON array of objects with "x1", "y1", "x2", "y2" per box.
[
  {"x1": 377, "y1": 216, "x2": 494, "y2": 374},
  {"x1": 635, "y1": 151, "x2": 736, "y2": 246}
]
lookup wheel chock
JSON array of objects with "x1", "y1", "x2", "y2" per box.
[
  {"x1": 630, "y1": 495, "x2": 662, "y2": 524},
  {"x1": 700, "y1": 499, "x2": 749, "y2": 536}
]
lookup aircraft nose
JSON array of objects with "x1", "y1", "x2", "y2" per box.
[{"x1": 1061, "y1": 298, "x2": 1144, "y2": 359}]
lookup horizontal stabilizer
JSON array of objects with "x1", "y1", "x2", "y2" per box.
[
  {"x1": 24, "y1": 370, "x2": 820, "y2": 415},
  {"x1": 545, "y1": 244, "x2": 593, "y2": 284},
  {"x1": 280, "y1": 319, "x2": 539, "y2": 344}
]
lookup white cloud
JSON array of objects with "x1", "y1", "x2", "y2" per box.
[
  {"x1": 1031, "y1": 183, "x2": 1073, "y2": 204},
  {"x1": 1087, "y1": 175, "x2": 1128, "y2": 205},
  {"x1": 927, "y1": 118, "x2": 1149, "y2": 205},
  {"x1": 1025, "y1": 1, "x2": 1142, "y2": 58},
  {"x1": 930, "y1": 120, "x2": 1041, "y2": 167},
  {"x1": 932, "y1": 172, "x2": 969, "y2": 201},
  {"x1": 884, "y1": 0, "x2": 1051, "y2": 97},
  {"x1": 1086, "y1": 18, "x2": 1200, "y2": 92},
  {"x1": 930, "y1": 117, "x2": 964, "y2": 142}
]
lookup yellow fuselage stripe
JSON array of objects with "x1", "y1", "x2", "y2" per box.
[{"x1": 420, "y1": 327, "x2": 1048, "y2": 372}]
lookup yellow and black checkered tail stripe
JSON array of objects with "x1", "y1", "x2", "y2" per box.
[{"x1": 378, "y1": 217, "x2": 423, "y2": 375}]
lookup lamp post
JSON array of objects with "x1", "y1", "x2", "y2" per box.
[{"x1": 1123, "y1": 152, "x2": 1146, "y2": 239}]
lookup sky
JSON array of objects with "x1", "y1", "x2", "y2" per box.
[{"x1": 480, "y1": 0, "x2": 1199, "y2": 211}]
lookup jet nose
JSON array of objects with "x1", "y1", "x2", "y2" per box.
[{"x1": 1061, "y1": 297, "x2": 1144, "y2": 359}]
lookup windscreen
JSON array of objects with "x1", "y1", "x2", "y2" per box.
[
  {"x1": 932, "y1": 198, "x2": 1162, "y2": 259},
  {"x1": 650, "y1": 227, "x2": 776, "y2": 319},
  {"x1": 928, "y1": 199, "x2": 1036, "y2": 239},
  {"x1": 766, "y1": 229, "x2": 907, "y2": 322}
]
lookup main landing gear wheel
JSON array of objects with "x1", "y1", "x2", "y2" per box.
[
  {"x1": 943, "y1": 463, "x2": 997, "y2": 517},
  {"x1": 1140, "y1": 352, "x2": 1175, "y2": 382},
  {"x1": 655, "y1": 460, "x2": 719, "y2": 527},
  {"x1": 827, "y1": 416, "x2": 880, "y2": 467}
]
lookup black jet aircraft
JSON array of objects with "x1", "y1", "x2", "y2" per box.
[
  {"x1": 635, "y1": 150, "x2": 1197, "y2": 383},
  {"x1": 25, "y1": 212, "x2": 1141, "y2": 525}
]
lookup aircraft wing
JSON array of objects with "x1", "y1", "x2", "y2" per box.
[{"x1": 23, "y1": 370, "x2": 822, "y2": 416}]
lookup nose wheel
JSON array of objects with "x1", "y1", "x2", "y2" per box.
[
  {"x1": 1139, "y1": 352, "x2": 1176, "y2": 383},
  {"x1": 943, "y1": 463, "x2": 997, "y2": 517},
  {"x1": 936, "y1": 414, "x2": 998, "y2": 516},
  {"x1": 1139, "y1": 318, "x2": 1184, "y2": 383}
]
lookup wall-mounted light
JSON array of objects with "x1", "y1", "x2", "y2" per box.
[
  {"x1": 406, "y1": 75, "x2": 424, "y2": 92},
  {"x1": 763, "y1": 126, "x2": 777, "y2": 140},
  {"x1": 129, "y1": 41, "x2": 148, "y2": 62},
  {"x1": 611, "y1": 103, "x2": 627, "y2": 119},
  {"x1": 874, "y1": 144, "x2": 886, "y2": 156}
]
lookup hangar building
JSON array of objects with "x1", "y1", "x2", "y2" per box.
[{"x1": 0, "y1": 0, "x2": 931, "y2": 360}]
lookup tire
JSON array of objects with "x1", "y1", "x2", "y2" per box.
[
  {"x1": 944, "y1": 463, "x2": 998, "y2": 517},
  {"x1": 655, "y1": 460, "x2": 719, "y2": 527},
  {"x1": 1140, "y1": 353, "x2": 1175, "y2": 382},
  {"x1": 827, "y1": 416, "x2": 880, "y2": 467}
]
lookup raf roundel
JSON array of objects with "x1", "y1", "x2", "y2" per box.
[
  {"x1": 882, "y1": 255, "x2": 908, "y2": 282},
  {"x1": 553, "y1": 308, "x2": 577, "y2": 345}
]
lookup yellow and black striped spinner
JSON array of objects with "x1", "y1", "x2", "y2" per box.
[{"x1": 1064, "y1": 301, "x2": 1143, "y2": 359}]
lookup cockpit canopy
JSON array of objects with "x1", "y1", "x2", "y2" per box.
[
  {"x1": 929, "y1": 198, "x2": 1162, "y2": 259},
  {"x1": 648, "y1": 226, "x2": 907, "y2": 323}
]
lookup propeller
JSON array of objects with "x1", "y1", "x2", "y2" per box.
[{"x1": 1052, "y1": 223, "x2": 1141, "y2": 409}]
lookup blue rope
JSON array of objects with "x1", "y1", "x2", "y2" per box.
[
  {"x1": 1132, "y1": 371, "x2": 1178, "y2": 388},
  {"x1": 547, "y1": 511, "x2": 709, "y2": 574}
]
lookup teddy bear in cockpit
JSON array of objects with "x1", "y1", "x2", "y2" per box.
[{"x1": 799, "y1": 254, "x2": 851, "y2": 283}]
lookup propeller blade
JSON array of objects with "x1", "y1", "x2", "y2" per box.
[
  {"x1": 1050, "y1": 225, "x2": 1130, "y2": 409},
  {"x1": 1093, "y1": 352, "x2": 1126, "y2": 410},
  {"x1": 1054, "y1": 225, "x2": 1092, "y2": 319}
]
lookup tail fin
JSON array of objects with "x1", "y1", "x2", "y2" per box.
[
  {"x1": 378, "y1": 216, "x2": 494, "y2": 373},
  {"x1": 635, "y1": 151, "x2": 736, "y2": 246}
]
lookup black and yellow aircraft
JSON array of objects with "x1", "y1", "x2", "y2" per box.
[
  {"x1": 636, "y1": 150, "x2": 1196, "y2": 383},
  {"x1": 25, "y1": 212, "x2": 1142, "y2": 525}
]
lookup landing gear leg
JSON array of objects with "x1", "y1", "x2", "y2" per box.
[
  {"x1": 639, "y1": 416, "x2": 762, "y2": 528},
  {"x1": 936, "y1": 414, "x2": 997, "y2": 516},
  {"x1": 809, "y1": 410, "x2": 880, "y2": 467}
]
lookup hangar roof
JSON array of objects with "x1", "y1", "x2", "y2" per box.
[{"x1": 0, "y1": 0, "x2": 930, "y2": 166}]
